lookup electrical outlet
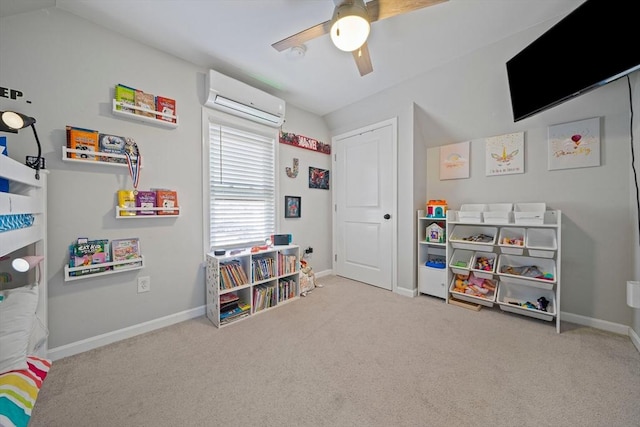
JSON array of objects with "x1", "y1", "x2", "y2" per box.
[{"x1": 137, "y1": 276, "x2": 150, "y2": 293}]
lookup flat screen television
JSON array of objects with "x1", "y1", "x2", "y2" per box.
[{"x1": 506, "y1": 0, "x2": 640, "y2": 122}]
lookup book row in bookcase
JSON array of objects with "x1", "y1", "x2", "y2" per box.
[{"x1": 205, "y1": 245, "x2": 300, "y2": 328}]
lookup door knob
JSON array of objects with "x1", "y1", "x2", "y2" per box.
[{"x1": 384, "y1": 214, "x2": 391, "y2": 219}]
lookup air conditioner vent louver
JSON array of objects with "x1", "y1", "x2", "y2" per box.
[{"x1": 205, "y1": 70, "x2": 285, "y2": 127}]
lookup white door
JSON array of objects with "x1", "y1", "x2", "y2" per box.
[{"x1": 332, "y1": 119, "x2": 396, "y2": 290}]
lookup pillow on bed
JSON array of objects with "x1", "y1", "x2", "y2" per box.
[
  {"x1": 0, "y1": 355, "x2": 51, "y2": 427},
  {"x1": 0, "y1": 284, "x2": 38, "y2": 374}
]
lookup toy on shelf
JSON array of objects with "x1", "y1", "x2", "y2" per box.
[
  {"x1": 426, "y1": 222, "x2": 445, "y2": 243},
  {"x1": 425, "y1": 257, "x2": 446, "y2": 269},
  {"x1": 426, "y1": 199, "x2": 448, "y2": 218}
]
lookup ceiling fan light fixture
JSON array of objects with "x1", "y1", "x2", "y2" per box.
[{"x1": 330, "y1": 2, "x2": 370, "y2": 52}]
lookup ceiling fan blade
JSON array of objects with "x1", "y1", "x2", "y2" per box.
[
  {"x1": 365, "y1": 0, "x2": 448, "y2": 23},
  {"x1": 352, "y1": 42, "x2": 373, "y2": 76},
  {"x1": 271, "y1": 20, "x2": 332, "y2": 52}
]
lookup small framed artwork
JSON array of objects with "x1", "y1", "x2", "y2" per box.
[
  {"x1": 309, "y1": 167, "x2": 330, "y2": 189},
  {"x1": 485, "y1": 131, "x2": 524, "y2": 176},
  {"x1": 439, "y1": 141, "x2": 470, "y2": 180},
  {"x1": 284, "y1": 195, "x2": 301, "y2": 218},
  {"x1": 548, "y1": 117, "x2": 600, "y2": 170}
]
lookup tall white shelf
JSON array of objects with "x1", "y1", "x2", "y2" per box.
[
  {"x1": 205, "y1": 245, "x2": 300, "y2": 328},
  {"x1": 444, "y1": 208, "x2": 562, "y2": 333},
  {"x1": 0, "y1": 155, "x2": 48, "y2": 355},
  {"x1": 416, "y1": 210, "x2": 448, "y2": 299}
]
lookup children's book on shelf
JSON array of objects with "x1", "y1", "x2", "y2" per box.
[
  {"x1": 98, "y1": 133, "x2": 127, "y2": 164},
  {"x1": 69, "y1": 239, "x2": 110, "y2": 276},
  {"x1": 153, "y1": 189, "x2": 179, "y2": 215},
  {"x1": 117, "y1": 190, "x2": 136, "y2": 216},
  {"x1": 111, "y1": 238, "x2": 142, "y2": 269},
  {"x1": 135, "y1": 90, "x2": 155, "y2": 118},
  {"x1": 115, "y1": 84, "x2": 136, "y2": 113},
  {"x1": 220, "y1": 292, "x2": 239, "y2": 305},
  {"x1": 66, "y1": 126, "x2": 99, "y2": 160},
  {"x1": 135, "y1": 190, "x2": 156, "y2": 215},
  {"x1": 220, "y1": 299, "x2": 250, "y2": 322},
  {"x1": 155, "y1": 96, "x2": 176, "y2": 123}
]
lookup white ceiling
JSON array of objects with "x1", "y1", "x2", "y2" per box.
[{"x1": 1, "y1": 0, "x2": 585, "y2": 116}]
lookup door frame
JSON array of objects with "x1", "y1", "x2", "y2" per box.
[{"x1": 331, "y1": 117, "x2": 398, "y2": 292}]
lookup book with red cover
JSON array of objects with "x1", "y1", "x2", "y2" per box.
[
  {"x1": 155, "y1": 189, "x2": 179, "y2": 215},
  {"x1": 155, "y1": 96, "x2": 176, "y2": 123}
]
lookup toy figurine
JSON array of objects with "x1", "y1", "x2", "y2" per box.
[{"x1": 536, "y1": 296, "x2": 549, "y2": 312}]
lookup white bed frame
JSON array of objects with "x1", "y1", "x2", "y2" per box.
[{"x1": 0, "y1": 155, "x2": 48, "y2": 356}]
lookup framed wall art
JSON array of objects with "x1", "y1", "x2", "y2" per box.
[
  {"x1": 308, "y1": 167, "x2": 330, "y2": 189},
  {"x1": 284, "y1": 195, "x2": 301, "y2": 218},
  {"x1": 548, "y1": 117, "x2": 600, "y2": 170},
  {"x1": 439, "y1": 141, "x2": 470, "y2": 180},
  {"x1": 485, "y1": 131, "x2": 524, "y2": 176}
]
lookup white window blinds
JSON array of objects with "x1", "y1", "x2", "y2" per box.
[{"x1": 208, "y1": 123, "x2": 276, "y2": 249}]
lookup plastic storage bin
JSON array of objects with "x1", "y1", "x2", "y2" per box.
[
  {"x1": 470, "y1": 251, "x2": 497, "y2": 279},
  {"x1": 449, "y1": 225, "x2": 497, "y2": 251},
  {"x1": 526, "y1": 228, "x2": 557, "y2": 258},
  {"x1": 497, "y1": 254, "x2": 556, "y2": 289},
  {"x1": 514, "y1": 202, "x2": 546, "y2": 225},
  {"x1": 497, "y1": 281, "x2": 556, "y2": 321},
  {"x1": 458, "y1": 204, "x2": 487, "y2": 223},
  {"x1": 449, "y1": 273, "x2": 497, "y2": 307},
  {"x1": 498, "y1": 227, "x2": 526, "y2": 255},
  {"x1": 449, "y1": 249, "x2": 474, "y2": 275},
  {"x1": 483, "y1": 203, "x2": 513, "y2": 224}
]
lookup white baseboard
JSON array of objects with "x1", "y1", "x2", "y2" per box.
[
  {"x1": 395, "y1": 287, "x2": 415, "y2": 298},
  {"x1": 560, "y1": 311, "x2": 631, "y2": 335},
  {"x1": 47, "y1": 306, "x2": 205, "y2": 361},
  {"x1": 315, "y1": 269, "x2": 332, "y2": 278},
  {"x1": 630, "y1": 327, "x2": 640, "y2": 353}
]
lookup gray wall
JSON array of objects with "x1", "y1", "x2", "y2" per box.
[
  {"x1": 325, "y1": 21, "x2": 640, "y2": 329},
  {"x1": 0, "y1": 8, "x2": 333, "y2": 350}
]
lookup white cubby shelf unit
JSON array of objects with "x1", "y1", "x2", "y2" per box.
[
  {"x1": 64, "y1": 256, "x2": 145, "y2": 282},
  {"x1": 112, "y1": 100, "x2": 178, "y2": 128},
  {"x1": 445, "y1": 207, "x2": 562, "y2": 333},
  {"x1": 206, "y1": 245, "x2": 301, "y2": 328}
]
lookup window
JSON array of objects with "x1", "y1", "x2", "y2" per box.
[{"x1": 205, "y1": 111, "x2": 277, "y2": 251}]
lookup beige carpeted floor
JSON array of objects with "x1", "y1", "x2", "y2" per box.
[{"x1": 31, "y1": 275, "x2": 640, "y2": 427}]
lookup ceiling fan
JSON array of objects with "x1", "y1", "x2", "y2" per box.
[{"x1": 272, "y1": 0, "x2": 448, "y2": 76}]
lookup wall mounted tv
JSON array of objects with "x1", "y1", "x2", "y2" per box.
[{"x1": 506, "y1": 0, "x2": 640, "y2": 122}]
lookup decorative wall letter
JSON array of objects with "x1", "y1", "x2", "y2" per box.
[{"x1": 286, "y1": 158, "x2": 299, "y2": 178}]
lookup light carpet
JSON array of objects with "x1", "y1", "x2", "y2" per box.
[{"x1": 31, "y1": 275, "x2": 640, "y2": 427}]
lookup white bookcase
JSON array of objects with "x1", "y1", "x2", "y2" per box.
[{"x1": 205, "y1": 245, "x2": 300, "y2": 328}]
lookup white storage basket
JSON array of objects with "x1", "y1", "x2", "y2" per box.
[
  {"x1": 497, "y1": 254, "x2": 556, "y2": 289},
  {"x1": 449, "y1": 225, "x2": 497, "y2": 251},
  {"x1": 483, "y1": 203, "x2": 513, "y2": 224},
  {"x1": 498, "y1": 227, "x2": 526, "y2": 255},
  {"x1": 526, "y1": 228, "x2": 557, "y2": 258},
  {"x1": 497, "y1": 281, "x2": 556, "y2": 321}
]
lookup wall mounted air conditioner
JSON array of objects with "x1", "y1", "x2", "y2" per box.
[{"x1": 205, "y1": 70, "x2": 285, "y2": 127}]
